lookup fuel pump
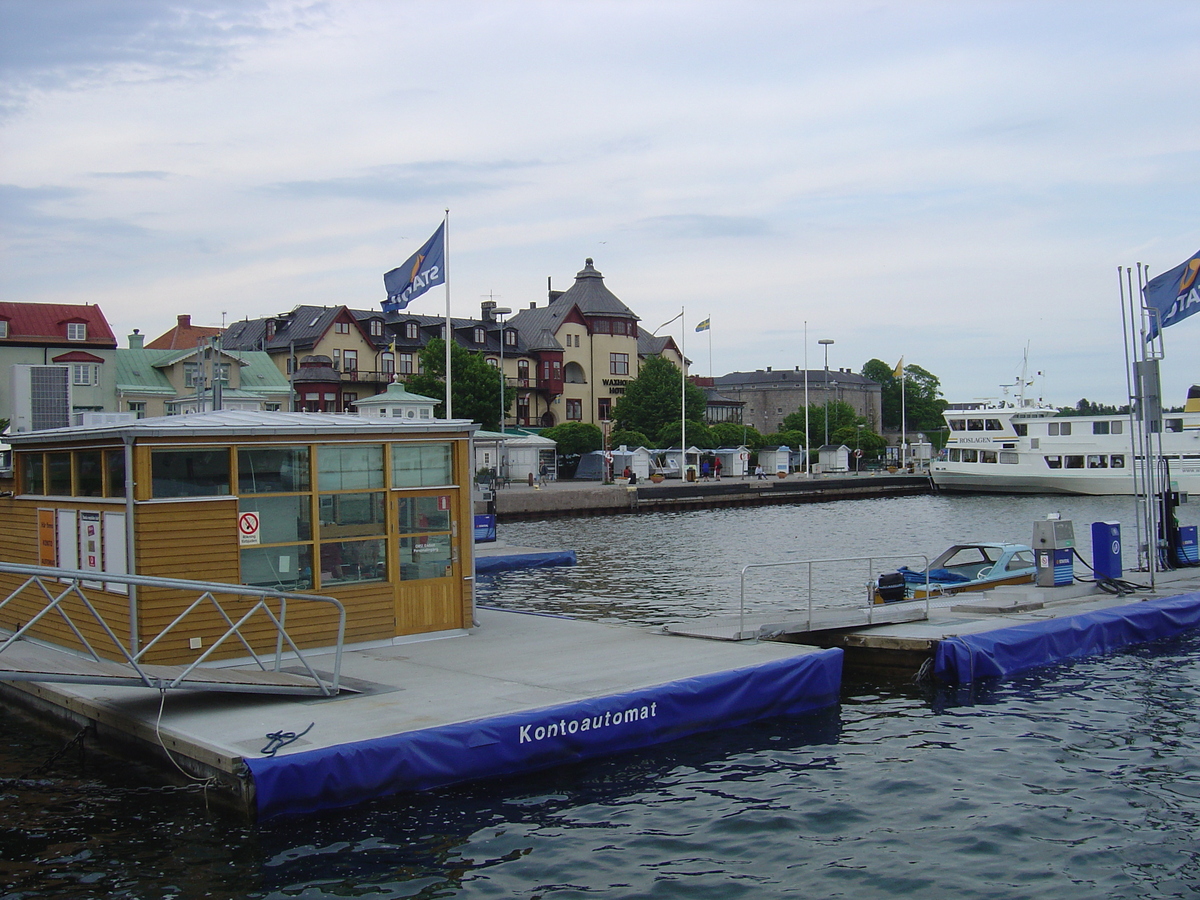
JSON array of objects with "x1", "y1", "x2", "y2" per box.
[{"x1": 1032, "y1": 515, "x2": 1074, "y2": 587}]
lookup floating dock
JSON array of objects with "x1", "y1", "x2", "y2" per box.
[
  {"x1": 1, "y1": 607, "x2": 840, "y2": 820},
  {"x1": 474, "y1": 542, "x2": 577, "y2": 574}
]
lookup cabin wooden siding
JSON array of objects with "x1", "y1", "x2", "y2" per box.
[{"x1": 0, "y1": 497, "x2": 133, "y2": 656}]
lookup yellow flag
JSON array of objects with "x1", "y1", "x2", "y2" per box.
[{"x1": 893, "y1": 357, "x2": 904, "y2": 378}]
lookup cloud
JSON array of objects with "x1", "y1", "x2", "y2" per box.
[
  {"x1": 263, "y1": 160, "x2": 535, "y2": 205},
  {"x1": 633, "y1": 214, "x2": 772, "y2": 240}
]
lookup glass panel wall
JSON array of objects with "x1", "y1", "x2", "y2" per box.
[{"x1": 392, "y1": 443, "x2": 452, "y2": 487}]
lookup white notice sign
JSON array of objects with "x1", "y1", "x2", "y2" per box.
[{"x1": 238, "y1": 512, "x2": 261, "y2": 546}]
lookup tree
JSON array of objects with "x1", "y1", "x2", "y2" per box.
[
  {"x1": 541, "y1": 422, "x2": 603, "y2": 456},
  {"x1": 613, "y1": 356, "x2": 707, "y2": 437},
  {"x1": 709, "y1": 421, "x2": 764, "y2": 449},
  {"x1": 862, "y1": 359, "x2": 946, "y2": 432},
  {"x1": 762, "y1": 430, "x2": 807, "y2": 450},
  {"x1": 656, "y1": 419, "x2": 715, "y2": 449},
  {"x1": 608, "y1": 427, "x2": 652, "y2": 449},
  {"x1": 1057, "y1": 398, "x2": 1127, "y2": 417},
  {"x1": 783, "y1": 400, "x2": 858, "y2": 447},
  {"x1": 405, "y1": 338, "x2": 514, "y2": 431},
  {"x1": 832, "y1": 425, "x2": 887, "y2": 459}
]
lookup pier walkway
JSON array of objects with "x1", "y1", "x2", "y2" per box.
[{"x1": 494, "y1": 471, "x2": 932, "y2": 519}]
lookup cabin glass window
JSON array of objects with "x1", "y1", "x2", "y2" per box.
[
  {"x1": 392, "y1": 443, "x2": 453, "y2": 487},
  {"x1": 241, "y1": 544, "x2": 313, "y2": 590},
  {"x1": 1044, "y1": 455, "x2": 1062, "y2": 469},
  {"x1": 981, "y1": 450, "x2": 998, "y2": 463},
  {"x1": 399, "y1": 532, "x2": 453, "y2": 581},
  {"x1": 999, "y1": 451, "x2": 1019, "y2": 464},
  {"x1": 74, "y1": 451, "x2": 104, "y2": 497},
  {"x1": 967, "y1": 419, "x2": 983, "y2": 431},
  {"x1": 47, "y1": 452, "x2": 72, "y2": 495},
  {"x1": 949, "y1": 419, "x2": 965, "y2": 431},
  {"x1": 1087, "y1": 455, "x2": 1108, "y2": 468},
  {"x1": 150, "y1": 449, "x2": 231, "y2": 498},
  {"x1": 1110, "y1": 454, "x2": 1125, "y2": 468},
  {"x1": 1112, "y1": 421, "x2": 1123, "y2": 434},
  {"x1": 320, "y1": 539, "x2": 386, "y2": 586},
  {"x1": 985, "y1": 419, "x2": 1003, "y2": 431},
  {"x1": 948, "y1": 449, "x2": 960, "y2": 462},
  {"x1": 318, "y1": 444, "x2": 383, "y2": 491},
  {"x1": 961, "y1": 449, "x2": 978, "y2": 463},
  {"x1": 241, "y1": 495, "x2": 311, "y2": 543},
  {"x1": 397, "y1": 496, "x2": 452, "y2": 535},
  {"x1": 21, "y1": 453, "x2": 44, "y2": 494},
  {"x1": 1065, "y1": 455, "x2": 1085, "y2": 469},
  {"x1": 238, "y1": 446, "x2": 310, "y2": 493},
  {"x1": 318, "y1": 492, "x2": 386, "y2": 539},
  {"x1": 1014, "y1": 423, "x2": 1028, "y2": 436},
  {"x1": 1093, "y1": 422, "x2": 1110, "y2": 435},
  {"x1": 105, "y1": 450, "x2": 125, "y2": 497},
  {"x1": 1166, "y1": 419, "x2": 1183, "y2": 433}
]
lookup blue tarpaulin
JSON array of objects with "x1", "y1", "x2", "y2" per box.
[
  {"x1": 934, "y1": 591, "x2": 1200, "y2": 683},
  {"x1": 247, "y1": 648, "x2": 842, "y2": 819},
  {"x1": 475, "y1": 550, "x2": 576, "y2": 574}
]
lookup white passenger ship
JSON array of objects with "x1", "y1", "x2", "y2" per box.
[{"x1": 930, "y1": 386, "x2": 1200, "y2": 496}]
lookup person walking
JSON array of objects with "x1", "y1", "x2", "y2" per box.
[{"x1": 714, "y1": 457, "x2": 722, "y2": 480}]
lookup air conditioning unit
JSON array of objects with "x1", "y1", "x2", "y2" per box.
[{"x1": 10, "y1": 365, "x2": 70, "y2": 432}]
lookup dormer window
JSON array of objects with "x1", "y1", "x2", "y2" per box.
[
  {"x1": 67, "y1": 322, "x2": 87, "y2": 341},
  {"x1": 504, "y1": 329, "x2": 516, "y2": 347},
  {"x1": 266, "y1": 320, "x2": 276, "y2": 340},
  {"x1": 370, "y1": 319, "x2": 382, "y2": 337},
  {"x1": 474, "y1": 327, "x2": 486, "y2": 344},
  {"x1": 0, "y1": 320, "x2": 8, "y2": 338},
  {"x1": 404, "y1": 322, "x2": 418, "y2": 339}
]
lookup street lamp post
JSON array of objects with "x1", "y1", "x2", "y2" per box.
[{"x1": 818, "y1": 339, "x2": 834, "y2": 448}]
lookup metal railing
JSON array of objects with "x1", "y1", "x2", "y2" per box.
[
  {"x1": 0, "y1": 562, "x2": 345, "y2": 696},
  {"x1": 738, "y1": 554, "x2": 932, "y2": 637}
]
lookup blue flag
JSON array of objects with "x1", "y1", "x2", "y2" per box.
[
  {"x1": 695, "y1": 317, "x2": 710, "y2": 332},
  {"x1": 1143, "y1": 250, "x2": 1200, "y2": 339},
  {"x1": 383, "y1": 222, "x2": 446, "y2": 312}
]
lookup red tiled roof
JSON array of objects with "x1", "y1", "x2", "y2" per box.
[
  {"x1": 145, "y1": 314, "x2": 224, "y2": 350},
  {"x1": 0, "y1": 301, "x2": 117, "y2": 347}
]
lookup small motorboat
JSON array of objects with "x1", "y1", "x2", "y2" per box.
[{"x1": 874, "y1": 542, "x2": 1037, "y2": 603}]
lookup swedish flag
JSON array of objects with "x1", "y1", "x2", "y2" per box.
[{"x1": 695, "y1": 317, "x2": 710, "y2": 333}]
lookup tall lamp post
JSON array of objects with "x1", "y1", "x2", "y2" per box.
[
  {"x1": 818, "y1": 339, "x2": 834, "y2": 448},
  {"x1": 495, "y1": 307, "x2": 512, "y2": 434}
]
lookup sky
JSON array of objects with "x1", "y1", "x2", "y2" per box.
[{"x1": 2, "y1": 0, "x2": 1197, "y2": 408}]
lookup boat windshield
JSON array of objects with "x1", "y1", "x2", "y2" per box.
[{"x1": 930, "y1": 545, "x2": 999, "y2": 570}]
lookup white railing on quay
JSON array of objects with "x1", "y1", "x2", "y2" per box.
[{"x1": 0, "y1": 562, "x2": 345, "y2": 696}]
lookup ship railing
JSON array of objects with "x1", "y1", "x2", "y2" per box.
[
  {"x1": 738, "y1": 554, "x2": 932, "y2": 636},
  {"x1": 0, "y1": 562, "x2": 345, "y2": 696}
]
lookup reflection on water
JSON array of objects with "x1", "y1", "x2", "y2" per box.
[
  {"x1": 480, "y1": 493, "x2": 1195, "y2": 624},
  {"x1": 3, "y1": 493, "x2": 1200, "y2": 898}
]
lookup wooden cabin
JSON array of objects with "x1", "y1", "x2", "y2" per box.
[{"x1": 0, "y1": 411, "x2": 478, "y2": 664}]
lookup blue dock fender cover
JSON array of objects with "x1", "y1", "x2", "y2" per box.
[
  {"x1": 934, "y1": 591, "x2": 1200, "y2": 683},
  {"x1": 246, "y1": 647, "x2": 842, "y2": 819},
  {"x1": 474, "y1": 550, "x2": 577, "y2": 574}
]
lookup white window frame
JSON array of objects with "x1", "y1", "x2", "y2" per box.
[{"x1": 67, "y1": 322, "x2": 87, "y2": 341}]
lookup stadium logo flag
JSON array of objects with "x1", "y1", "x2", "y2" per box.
[
  {"x1": 1143, "y1": 250, "x2": 1200, "y2": 338},
  {"x1": 383, "y1": 222, "x2": 446, "y2": 312}
]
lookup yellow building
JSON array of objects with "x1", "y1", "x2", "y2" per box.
[{"x1": 0, "y1": 411, "x2": 477, "y2": 664}]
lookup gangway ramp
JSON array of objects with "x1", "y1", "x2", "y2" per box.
[
  {"x1": 661, "y1": 553, "x2": 934, "y2": 642},
  {"x1": 0, "y1": 562, "x2": 345, "y2": 697},
  {"x1": 663, "y1": 602, "x2": 928, "y2": 641}
]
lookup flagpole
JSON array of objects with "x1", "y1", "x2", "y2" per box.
[
  {"x1": 901, "y1": 364, "x2": 907, "y2": 468},
  {"x1": 707, "y1": 315, "x2": 712, "y2": 378},
  {"x1": 443, "y1": 209, "x2": 452, "y2": 419},
  {"x1": 681, "y1": 305, "x2": 686, "y2": 478}
]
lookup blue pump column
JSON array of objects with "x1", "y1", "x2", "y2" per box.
[{"x1": 1091, "y1": 521, "x2": 1122, "y2": 580}]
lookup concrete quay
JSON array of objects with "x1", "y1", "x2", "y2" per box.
[{"x1": 494, "y1": 472, "x2": 932, "y2": 520}]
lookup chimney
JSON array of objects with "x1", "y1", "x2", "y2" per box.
[
  {"x1": 529, "y1": 302, "x2": 537, "y2": 309},
  {"x1": 128, "y1": 329, "x2": 143, "y2": 350},
  {"x1": 178, "y1": 314, "x2": 191, "y2": 328},
  {"x1": 481, "y1": 300, "x2": 496, "y2": 322}
]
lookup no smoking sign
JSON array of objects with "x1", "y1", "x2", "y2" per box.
[{"x1": 238, "y1": 511, "x2": 261, "y2": 546}]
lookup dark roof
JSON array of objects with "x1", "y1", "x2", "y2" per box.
[
  {"x1": 715, "y1": 369, "x2": 879, "y2": 388},
  {"x1": 0, "y1": 301, "x2": 117, "y2": 347},
  {"x1": 551, "y1": 259, "x2": 638, "y2": 318}
]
